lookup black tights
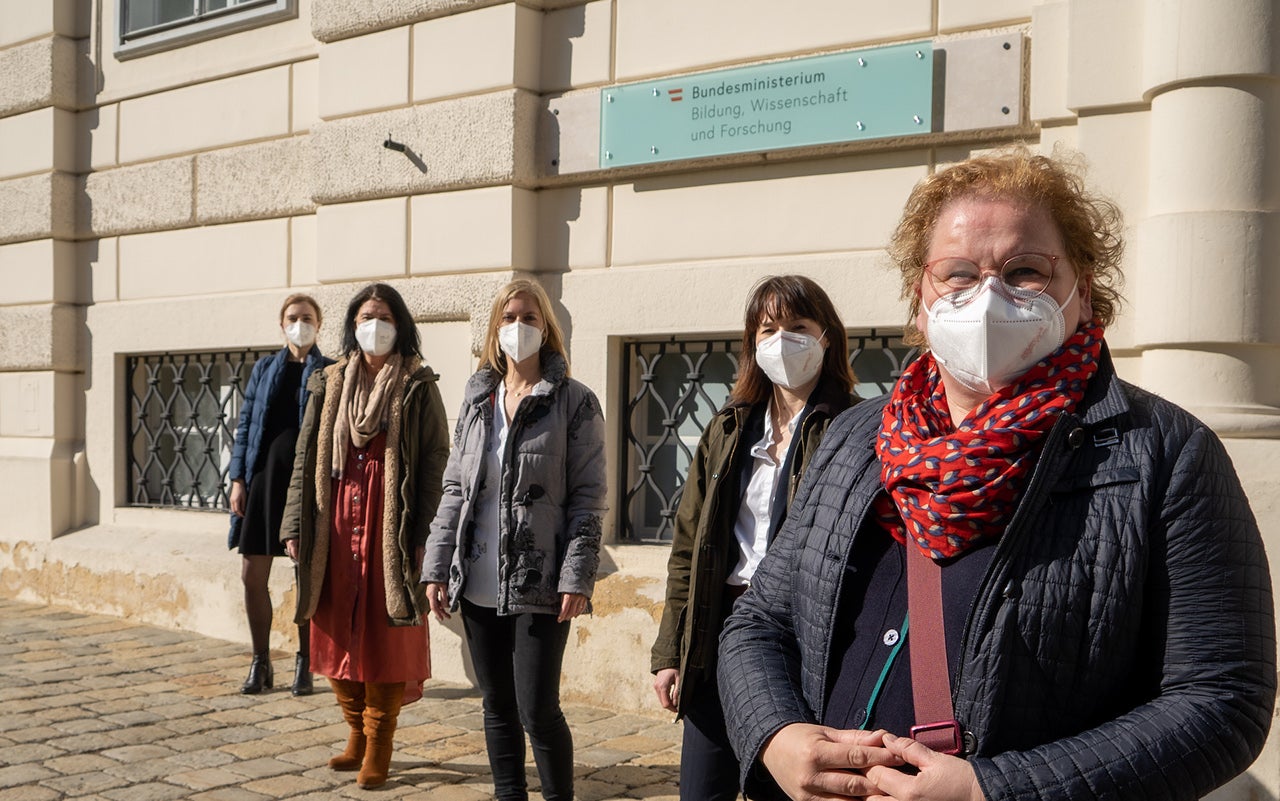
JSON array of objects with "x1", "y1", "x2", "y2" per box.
[{"x1": 241, "y1": 555, "x2": 307, "y2": 654}]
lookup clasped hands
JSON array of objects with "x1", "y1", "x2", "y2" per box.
[{"x1": 761, "y1": 723, "x2": 985, "y2": 801}]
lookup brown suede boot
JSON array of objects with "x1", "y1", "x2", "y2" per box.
[
  {"x1": 328, "y1": 678, "x2": 366, "y2": 771},
  {"x1": 357, "y1": 681, "x2": 405, "y2": 789}
]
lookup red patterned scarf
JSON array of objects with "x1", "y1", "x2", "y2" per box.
[{"x1": 874, "y1": 322, "x2": 1105, "y2": 559}]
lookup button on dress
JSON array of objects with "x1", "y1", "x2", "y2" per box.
[{"x1": 310, "y1": 431, "x2": 430, "y2": 702}]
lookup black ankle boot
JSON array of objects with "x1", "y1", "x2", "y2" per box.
[
  {"x1": 240, "y1": 652, "x2": 273, "y2": 694},
  {"x1": 291, "y1": 652, "x2": 313, "y2": 696}
]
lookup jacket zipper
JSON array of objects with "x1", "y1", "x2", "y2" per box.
[{"x1": 950, "y1": 414, "x2": 1075, "y2": 739}]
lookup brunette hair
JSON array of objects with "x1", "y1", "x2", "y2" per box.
[
  {"x1": 339, "y1": 283, "x2": 421, "y2": 358},
  {"x1": 479, "y1": 279, "x2": 569, "y2": 375},
  {"x1": 279, "y1": 293, "x2": 322, "y2": 324},
  {"x1": 728, "y1": 275, "x2": 854, "y2": 406},
  {"x1": 889, "y1": 146, "x2": 1125, "y2": 346}
]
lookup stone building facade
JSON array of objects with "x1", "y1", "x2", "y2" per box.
[{"x1": 1, "y1": 0, "x2": 1277, "y2": 794}]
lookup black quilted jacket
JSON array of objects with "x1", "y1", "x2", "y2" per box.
[{"x1": 718, "y1": 350, "x2": 1276, "y2": 800}]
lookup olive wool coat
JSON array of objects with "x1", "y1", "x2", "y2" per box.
[{"x1": 281, "y1": 355, "x2": 450, "y2": 627}]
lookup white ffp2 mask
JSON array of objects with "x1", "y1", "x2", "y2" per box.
[
  {"x1": 284, "y1": 321, "x2": 316, "y2": 349},
  {"x1": 355, "y1": 319, "x2": 396, "y2": 357},
  {"x1": 498, "y1": 321, "x2": 543, "y2": 364},
  {"x1": 925, "y1": 276, "x2": 1071, "y2": 395},
  {"x1": 755, "y1": 330, "x2": 825, "y2": 389}
]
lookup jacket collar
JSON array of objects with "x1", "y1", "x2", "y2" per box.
[
  {"x1": 720, "y1": 376, "x2": 854, "y2": 433},
  {"x1": 1073, "y1": 343, "x2": 1130, "y2": 427},
  {"x1": 464, "y1": 350, "x2": 569, "y2": 405}
]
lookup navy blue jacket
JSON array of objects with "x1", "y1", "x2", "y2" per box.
[
  {"x1": 718, "y1": 349, "x2": 1276, "y2": 800},
  {"x1": 227, "y1": 345, "x2": 331, "y2": 547}
]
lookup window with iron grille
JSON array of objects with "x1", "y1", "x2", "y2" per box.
[
  {"x1": 126, "y1": 348, "x2": 275, "y2": 510},
  {"x1": 116, "y1": 0, "x2": 296, "y2": 58},
  {"x1": 618, "y1": 330, "x2": 918, "y2": 543}
]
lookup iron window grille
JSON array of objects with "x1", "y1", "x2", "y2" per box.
[
  {"x1": 618, "y1": 330, "x2": 918, "y2": 543},
  {"x1": 116, "y1": 0, "x2": 296, "y2": 59},
  {"x1": 126, "y1": 348, "x2": 276, "y2": 510}
]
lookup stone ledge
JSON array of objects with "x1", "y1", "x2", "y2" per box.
[
  {"x1": 309, "y1": 89, "x2": 537, "y2": 205},
  {"x1": 0, "y1": 35, "x2": 78, "y2": 118},
  {"x1": 313, "y1": 0, "x2": 591, "y2": 42},
  {"x1": 80, "y1": 158, "x2": 194, "y2": 238},
  {"x1": 196, "y1": 138, "x2": 315, "y2": 225},
  {"x1": 311, "y1": 0, "x2": 504, "y2": 43},
  {"x1": 0, "y1": 172, "x2": 76, "y2": 245}
]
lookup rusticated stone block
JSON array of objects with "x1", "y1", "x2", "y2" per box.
[
  {"x1": 0, "y1": 36, "x2": 77, "y2": 117},
  {"x1": 196, "y1": 138, "x2": 315, "y2": 224},
  {"x1": 0, "y1": 303, "x2": 82, "y2": 372},
  {"x1": 0, "y1": 172, "x2": 76, "y2": 245},
  {"x1": 308, "y1": 89, "x2": 537, "y2": 204},
  {"x1": 79, "y1": 158, "x2": 194, "y2": 238}
]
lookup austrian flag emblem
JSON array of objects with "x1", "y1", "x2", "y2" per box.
[{"x1": 668, "y1": 88, "x2": 683, "y2": 102}]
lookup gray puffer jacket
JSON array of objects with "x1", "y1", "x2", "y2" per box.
[
  {"x1": 422, "y1": 352, "x2": 607, "y2": 615},
  {"x1": 718, "y1": 348, "x2": 1276, "y2": 800}
]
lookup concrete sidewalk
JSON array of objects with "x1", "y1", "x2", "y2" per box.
[{"x1": 0, "y1": 599, "x2": 681, "y2": 800}]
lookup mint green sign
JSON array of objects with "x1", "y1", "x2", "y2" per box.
[{"x1": 600, "y1": 42, "x2": 933, "y2": 168}]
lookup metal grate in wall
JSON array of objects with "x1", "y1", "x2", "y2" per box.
[
  {"x1": 126, "y1": 348, "x2": 275, "y2": 510},
  {"x1": 618, "y1": 330, "x2": 917, "y2": 543}
]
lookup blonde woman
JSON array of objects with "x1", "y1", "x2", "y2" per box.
[
  {"x1": 282, "y1": 282, "x2": 449, "y2": 789},
  {"x1": 423, "y1": 279, "x2": 607, "y2": 801}
]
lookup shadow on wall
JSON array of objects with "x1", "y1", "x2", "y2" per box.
[
  {"x1": 541, "y1": 5, "x2": 587, "y2": 96},
  {"x1": 536, "y1": 272, "x2": 574, "y2": 357}
]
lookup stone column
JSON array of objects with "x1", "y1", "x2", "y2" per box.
[
  {"x1": 0, "y1": 3, "x2": 88, "y2": 540},
  {"x1": 1135, "y1": 0, "x2": 1280, "y2": 436}
]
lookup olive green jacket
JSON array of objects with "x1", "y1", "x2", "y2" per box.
[
  {"x1": 281, "y1": 355, "x2": 450, "y2": 627},
  {"x1": 649, "y1": 380, "x2": 856, "y2": 715}
]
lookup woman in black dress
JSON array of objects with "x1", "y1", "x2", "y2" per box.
[{"x1": 228, "y1": 293, "x2": 333, "y2": 694}]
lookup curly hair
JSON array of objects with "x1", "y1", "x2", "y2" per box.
[{"x1": 889, "y1": 146, "x2": 1125, "y2": 346}]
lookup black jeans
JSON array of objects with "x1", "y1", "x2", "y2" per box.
[
  {"x1": 680, "y1": 663, "x2": 742, "y2": 801},
  {"x1": 461, "y1": 599, "x2": 574, "y2": 801}
]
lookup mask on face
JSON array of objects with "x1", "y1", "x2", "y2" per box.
[
  {"x1": 755, "y1": 330, "x2": 826, "y2": 390},
  {"x1": 498, "y1": 321, "x2": 544, "y2": 364},
  {"x1": 355, "y1": 319, "x2": 396, "y2": 357},
  {"x1": 925, "y1": 276, "x2": 1072, "y2": 395},
  {"x1": 284, "y1": 321, "x2": 316, "y2": 349}
]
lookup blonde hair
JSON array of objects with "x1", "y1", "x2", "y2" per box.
[
  {"x1": 279, "y1": 292, "x2": 322, "y2": 325},
  {"x1": 479, "y1": 279, "x2": 569, "y2": 374},
  {"x1": 889, "y1": 146, "x2": 1124, "y2": 346}
]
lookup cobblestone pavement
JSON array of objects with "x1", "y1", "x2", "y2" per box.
[{"x1": 0, "y1": 600, "x2": 680, "y2": 801}]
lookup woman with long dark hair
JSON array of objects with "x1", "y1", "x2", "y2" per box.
[
  {"x1": 423, "y1": 278, "x2": 606, "y2": 801},
  {"x1": 282, "y1": 282, "x2": 450, "y2": 789},
  {"x1": 650, "y1": 274, "x2": 858, "y2": 800}
]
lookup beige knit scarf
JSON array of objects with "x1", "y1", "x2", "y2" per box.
[{"x1": 332, "y1": 353, "x2": 402, "y2": 478}]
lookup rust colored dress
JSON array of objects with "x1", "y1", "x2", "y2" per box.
[{"x1": 310, "y1": 432, "x2": 430, "y2": 703}]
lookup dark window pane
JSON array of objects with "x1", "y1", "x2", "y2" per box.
[
  {"x1": 124, "y1": 0, "x2": 196, "y2": 33},
  {"x1": 126, "y1": 348, "x2": 273, "y2": 511},
  {"x1": 619, "y1": 331, "x2": 917, "y2": 543}
]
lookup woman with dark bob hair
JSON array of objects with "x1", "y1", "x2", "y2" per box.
[
  {"x1": 717, "y1": 149, "x2": 1275, "y2": 801},
  {"x1": 282, "y1": 282, "x2": 450, "y2": 789},
  {"x1": 650, "y1": 274, "x2": 858, "y2": 800}
]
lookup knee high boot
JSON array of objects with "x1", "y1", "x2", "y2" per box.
[
  {"x1": 328, "y1": 678, "x2": 367, "y2": 771},
  {"x1": 358, "y1": 682, "x2": 405, "y2": 789}
]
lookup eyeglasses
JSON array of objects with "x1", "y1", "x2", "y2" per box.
[{"x1": 924, "y1": 252, "x2": 1062, "y2": 300}]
